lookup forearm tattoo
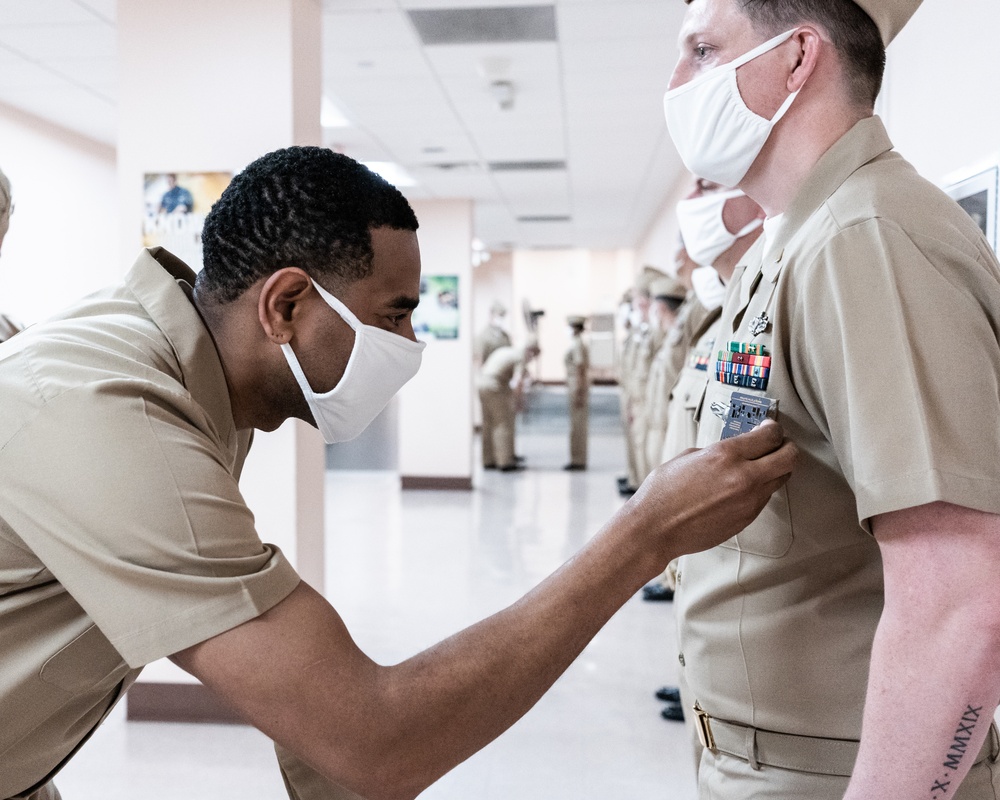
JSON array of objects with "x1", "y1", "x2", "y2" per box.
[{"x1": 930, "y1": 705, "x2": 984, "y2": 798}]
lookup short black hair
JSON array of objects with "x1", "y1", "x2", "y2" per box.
[
  {"x1": 198, "y1": 147, "x2": 418, "y2": 304},
  {"x1": 738, "y1": 0, "x2": 885, "y2": 107}
]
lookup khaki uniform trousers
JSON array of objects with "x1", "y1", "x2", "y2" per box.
[
  {"x1": 629, "y1": 397, "x2": 651, "y2": 483},
  {"x1": 623, "y1": 409, "x2": 641, "y2": 488},
  {"x1": 567, "y1": 380, "x2": 588, "y2": 466},
  {"x1": 478, "y1": 385, "x2": 516, "y2": 468},
  {"x1": 696, "y1": 722, "x2": 1000, "y2": 800}
]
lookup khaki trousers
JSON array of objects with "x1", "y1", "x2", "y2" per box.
[
  {"x1": 629, "y1": 398, "x2": 650, "y2": 483},
  {"x1": 567, "y1": 386, "x2": 588, "y2": 466},
  {"x1": 479, "y1": 386, "x2": 516, "y2": 468},
  {"x1": 645, "y1": 424, "x2": 666, "y2": 474}
]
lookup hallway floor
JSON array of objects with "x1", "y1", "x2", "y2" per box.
[{"x1": 55, "y1": 386, "x2": 696, "y2": 799}]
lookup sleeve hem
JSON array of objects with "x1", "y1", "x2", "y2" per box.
[
  {"x1": 856, "y1": 469, "x2": 1000, "y2": 532},
  {"x1": 112, "y1": 561, "x2": 301, "y2": 668}
]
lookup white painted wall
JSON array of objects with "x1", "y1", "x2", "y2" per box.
[
  {"x1": 398, "y1": 199, "x2": 474, "y2": 480},
  {"x1": 882, "y1": 0, "x2": 1000, "y2": 186},
  {"x1": 511, "y1": 248, "x2": 633, "y2": 383},
  {"x1": 634, "y1": 177, "x2": 692, "y2": 276},
  {"x1": 0, "y1": 103, "x2": 119, "y2": 325}
]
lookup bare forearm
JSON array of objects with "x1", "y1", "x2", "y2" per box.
[
  {"x1": 850, "y1": 503, "x2": 1000, "y2": 800},
  {"x1": 845, "y1": 608, "x2": 1000, "y2": 800}
]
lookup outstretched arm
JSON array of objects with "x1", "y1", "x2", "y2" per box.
[{"x1": 173, "y1": 422, "x2": 796, "y2": 800}]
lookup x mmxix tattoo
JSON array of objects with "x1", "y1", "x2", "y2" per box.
[{"x1": 930, "y1": 705, "x2": 984, "y2": 798}]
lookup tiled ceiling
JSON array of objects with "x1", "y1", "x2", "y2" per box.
[{"x1": 0, "y1": 0, "x2": 687, "y2": 252}]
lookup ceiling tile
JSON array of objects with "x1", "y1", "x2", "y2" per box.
[
  {"x1": 0, "y1": 0, "x2": 98, "y2": 26},
  {"x1": 0, "y1": 21, "x2": 115, "y2": 61}
]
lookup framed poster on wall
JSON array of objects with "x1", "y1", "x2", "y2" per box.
[
  {"x1": 142, "y1": 171, "x2": 231, "y2": 272},
  {"x1": 944, "y1": 164, "x2": 998, "y2": 253},
  {"x1": 412, "y1": 275, "x2": 459, "y2": 340}
]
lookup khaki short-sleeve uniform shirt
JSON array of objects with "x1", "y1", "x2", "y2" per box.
[
  {"x1": 678, "y1": 117, "x2": 1000, "y2": 740},
  {"x1": 662, "y1": 309, "x2": 723, "y2": 462},
  {"x1": 474, "y1": 324, "x2": 511, "y2": 366},
  {"x1": 564, "y1": 337, "x2": 589, "y2": 393},
  {"x1": 476, "y1": 345, "x2": 526, "y2": 392},
  {"x1": 0, "y1": 248, "x2": 300, "y2": 797}
]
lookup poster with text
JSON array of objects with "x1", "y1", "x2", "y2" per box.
[
  {"x1": 413, "y1": 275, "x2": 459, "y2": 340},
  {"x1": 142, "y1": 171, "x2": 231, "y2": 272}
]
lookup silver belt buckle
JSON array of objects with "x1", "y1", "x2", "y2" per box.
[{"x1": 693, "y1": 702, "x2": 717, "y2": 751}]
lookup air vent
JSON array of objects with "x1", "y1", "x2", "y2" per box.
[
  {"x1": 517, "y1": 215, "x2": 572, "y2": 223},
  {"x1": 488, "y1": 160, "x2": 566, "y2": 172},
  {"x1": 408, "y1": 6, "x2": 557, "y2": 46}
]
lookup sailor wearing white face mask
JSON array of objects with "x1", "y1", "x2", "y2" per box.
[{"x1": 664, "y1": 1, "x2": 1000, "y2": 798}]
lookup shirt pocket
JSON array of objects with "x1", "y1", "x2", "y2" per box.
[
  {"x1": 40, "y1": 623, "x2": 129, "y2": 695},
  {"x1": 697, "y1": 361, "x2": 793, "y2": 557}
]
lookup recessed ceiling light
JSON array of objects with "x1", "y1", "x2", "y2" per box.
[{"x1": 422, "y1": 146, "x2": 446, "y2": 154}]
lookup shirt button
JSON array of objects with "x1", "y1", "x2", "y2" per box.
[
  {"x1": 676, "y1": 571, "x2": 682, "y2": 584},
  {"x1": 678, "y1": 653, "x2": 686, "y2": 666}
]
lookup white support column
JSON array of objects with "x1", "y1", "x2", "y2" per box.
[
  {"x1": 398, "y1": 199, "x2": 474, "y2": 489},
  {"x1": 117, "y1": 0, "x2": 326, "y2": 708}
]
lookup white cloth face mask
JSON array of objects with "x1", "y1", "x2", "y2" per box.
[
  {"x1": 664, "y1": 29, "x2": 800, "y2": 188},
  {"x1": 691, "y1": 265, "x2": 728, "y2": 311},
  {"x1": 677, "y1": 189, "x2": 764, "y2": 267},
  {"x1": 280, "y1": 279, "x2": 426, "y2": 444}
]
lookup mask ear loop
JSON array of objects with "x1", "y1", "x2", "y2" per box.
[
  {"x1": 664, "y1": 28, "x2": 800, "y2": 99},
  {"x1": 310, "y1": 279, "x2": 363, "y2": 332}
]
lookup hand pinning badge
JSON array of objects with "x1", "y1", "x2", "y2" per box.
[{"x1": 749, "y1": 312, "x2": 770, "y2": 337}]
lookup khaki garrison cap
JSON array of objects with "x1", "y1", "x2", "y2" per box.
[
  {"x1": 681, "y1": 0, "x2": 922, "y2": 48},
  {"x1": 635, "y1": 265, "x2": 668, "y2": 294},
  {"x1": 852, "y1": 0, "x2": 923, "y2": 46},
  {"x1": 650, "y1": 276, "x2": 687, "y2": 301}
]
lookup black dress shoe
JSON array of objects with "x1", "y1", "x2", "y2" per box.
[
  {"x1": 483, "y1": 464, "x2": 497, "y2": 470},
  {"x1": 499, "y1": 464, "x2": 525, "y2": 472},
  {"x1": 563, "y1": 464, "x2": 586, "y2": 471},
  {"x1": 642, "y1": 583, "x2": 674, "y2": 602},
  {"x1": 617, "y1": 475, "x2": 629, "y2": 487},
  {"x1": 514, "y1": 455, "x2": 526, "y2": 463},
  {"x1": 661, "y1": 701, "x2": 685, "y2": 722},
  {"x1": 655, "y1": 686, "x2": 681, "y2": 703},
  {"x1": 618, "y1": 485, "x2": 637, "y2": 497}
]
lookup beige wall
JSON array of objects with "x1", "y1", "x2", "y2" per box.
[
  {"x1": 511, "y1": 248, "x2": 633, "y2": 383},
  {"x1": 0, "y1": 103, "x2": 119, "y2": 325},
  {"x1": 882, "y1": 0, "x2": 1000, "y2": 186}
]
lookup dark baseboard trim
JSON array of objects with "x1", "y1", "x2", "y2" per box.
[
  {"x1": 400, "y1": 476, "x2": 473, "y2": 491},
  {"x1": 127, "y1": 682, "x2": 247, "y2": 725}
]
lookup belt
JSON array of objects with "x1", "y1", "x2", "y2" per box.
[{"x1": 693, "y1": 703, "x2": 1000, "y2": 777}]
